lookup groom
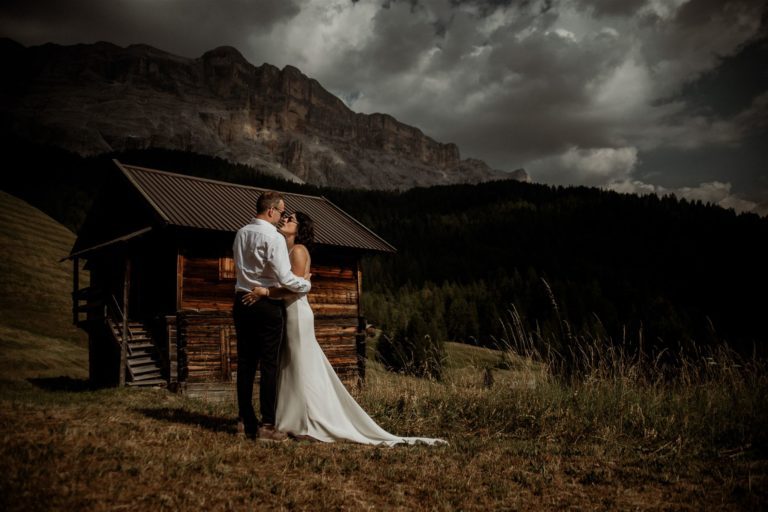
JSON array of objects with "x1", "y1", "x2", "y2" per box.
[{"x1": 232, "y1": 191, "x2": 311, "y2": 441}]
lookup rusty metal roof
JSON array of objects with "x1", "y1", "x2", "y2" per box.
[{"x1": 115, "y1": 160, "x2": 395, "y2": 253}]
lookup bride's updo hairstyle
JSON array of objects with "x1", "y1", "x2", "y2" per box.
[{"x1": 294, "y1": 211, "x2": 315, "y2": 250}]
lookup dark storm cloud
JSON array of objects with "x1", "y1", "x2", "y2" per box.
[
  {"x1": 305, "y1": 0, "x2": 766, "y2": 210},
  {"x1": 573, "y1": 0, "x2": 647, "y2": 18},
  {"x1": 353, "y1": 2, "x2": 437, "y2": 75},
  {"x1": 321, "y1": 0, "x2": 630, "y2": 161},
  {"x1": 0, "y1": 0, "x2": 300, "y2": 58}
]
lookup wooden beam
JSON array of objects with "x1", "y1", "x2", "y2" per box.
[
  {"x1": 119, "y1": 257, "x2": 131, "y2": 387},
  {"x1": 356, "y1": 260, "x2": 366, "y2": 385},
  {"x1": 356, "y1": 260, "x2": 364, "y2": 317},
  {"x1": 166, "y1": 315, "x2": 178, "y2": 388},
  {"x1": 220, "y1": 327, "x2": 231, "y2": 382},
  {"x1": 176, "y1": 252, "x2": 184, "y2": 311},
  {"x1": 72, "y1": 256, "x2": 79, "y2": 326}
]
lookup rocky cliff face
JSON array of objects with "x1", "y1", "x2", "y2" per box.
[{"x1": 0, "y1": 39, "x2": 528, "y2": 188}]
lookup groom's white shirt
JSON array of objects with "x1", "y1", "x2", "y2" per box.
[{"x1": 233, "y1": 218, "x2": 311, "y2": 294}]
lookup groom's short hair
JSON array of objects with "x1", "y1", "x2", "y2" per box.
[{"x1": 256, "y1": 191, "x2": 284, "y2": 213}]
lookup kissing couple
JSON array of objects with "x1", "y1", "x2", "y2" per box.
[{"x1": 232, "y1": 191, "x2": 445, "y2": 446}]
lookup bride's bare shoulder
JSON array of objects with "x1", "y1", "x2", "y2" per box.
[{"x1": 290, "y1": 244, "x2": 310, "y2": 263}]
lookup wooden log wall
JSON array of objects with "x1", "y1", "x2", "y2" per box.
[
  {"x1": 178, "y1": 252, "x2": 361, "y2": 386},
  {"x1": 310, "y1": 264, "x2": 360, "y2": 384},
  {"x1": 177, "y1": 312, "x2": 237, "y2": 383},
  {"x1": 179, "y1": 255, "x2": 235, "y2": 311}
]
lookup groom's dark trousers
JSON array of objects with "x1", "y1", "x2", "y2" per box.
[{"x1": 233, "y1": 293, "x2": 285, "y2": 432}]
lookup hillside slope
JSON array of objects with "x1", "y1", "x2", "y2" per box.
[{"x1": 0, "y1": 190, "x2": 87, "y2": 379}]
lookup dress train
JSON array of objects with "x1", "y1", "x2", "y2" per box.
[{"x1": 275, "y1": 295, "x2": 446, "y2": 446}]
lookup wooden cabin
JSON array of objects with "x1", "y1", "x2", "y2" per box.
[{"x1": 68, "y1": 160, "x2": 395, "y2": 399}]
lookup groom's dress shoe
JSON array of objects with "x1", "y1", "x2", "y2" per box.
[
  {"x1": 258, "y1": 425, "x2": 288, "y2": 442},
  {"x1": 237, "y1": 419, "x2": 257, "y2": 440}
]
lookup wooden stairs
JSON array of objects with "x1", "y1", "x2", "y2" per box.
[{"x1": 108, "y1": 319, "x2": 166, "y2": 387}]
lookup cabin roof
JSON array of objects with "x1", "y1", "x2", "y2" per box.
[{"x1": 71, "y1": 160, "x2": 396, "y2": 257}]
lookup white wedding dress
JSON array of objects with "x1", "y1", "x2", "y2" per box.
[{"x1": 275, "y1": 291, "x2": 446, "y2": 446}]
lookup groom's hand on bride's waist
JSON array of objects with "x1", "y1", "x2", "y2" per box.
[{"x1": 241, "y1": 286, "x2": 269, "y2": 306}]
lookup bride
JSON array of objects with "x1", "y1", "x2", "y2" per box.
[{"x1": 242, "y1": 212, "x2": 445, "y2": 446}]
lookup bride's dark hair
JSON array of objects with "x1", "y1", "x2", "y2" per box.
[{"x1": 294, "y1": 211, "x2": 315, "y2": 249}]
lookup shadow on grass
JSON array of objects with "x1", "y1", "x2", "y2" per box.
[
  {"x1": 135, "y1": 407, "x2": 239, "y2": 435},
  {"x1": 27, "y1": 376, "x2": 92, "y2": 392}
]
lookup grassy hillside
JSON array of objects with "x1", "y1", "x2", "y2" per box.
[{"x1": 0, "y1": 190, "x2": 87, "y2": 379}]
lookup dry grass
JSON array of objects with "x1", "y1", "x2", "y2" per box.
[{"x1": 1, "y1": 349, "x2": 766, "y2": 511}]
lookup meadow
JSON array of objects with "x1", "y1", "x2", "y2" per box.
[
  {"x1": 2, "y1": 338, "x2": 766, "y2": 510},
  {"x1": 1, "y1": 190, "x2": 767, "y2": 510}
]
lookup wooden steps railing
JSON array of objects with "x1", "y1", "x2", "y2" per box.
[{"x1": 106, "y1": 318, "x2": 166, "y2": 388}]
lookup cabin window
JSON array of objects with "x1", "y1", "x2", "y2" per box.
[{"x1": 219, "y1": 257, "x2": 236, "y2": 280}]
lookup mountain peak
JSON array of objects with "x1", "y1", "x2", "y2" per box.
[
  {"x1": 200, "y1": 45, "x2": 249, "y2": 64},
  {"x1": 0, "y1": 40, "x2": 522, "y2": 189}
]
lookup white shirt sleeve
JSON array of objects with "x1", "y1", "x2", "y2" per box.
[{"x1": 268, "y1": 234, "x2": 311, "y2": 293}]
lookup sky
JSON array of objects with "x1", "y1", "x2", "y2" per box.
[{"x1": 2, "y1": 0, "x2": 767, "y2": 214}]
